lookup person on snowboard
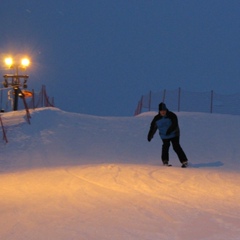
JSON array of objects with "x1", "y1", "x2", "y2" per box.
[{"x1": 147, "y1": 102, "x2": 188, "y2": 168}]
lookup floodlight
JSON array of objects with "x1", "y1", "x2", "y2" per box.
[
  {"x1": 21, "y1": 58, "x2": 30, "y2": 67},
  {"x1": 4, "y1": 57, "x2": 13, "y2": 67}
]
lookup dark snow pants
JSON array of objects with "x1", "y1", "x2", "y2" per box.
[{"x1": 161, "y1": 136, "x2": 188, "y2": 164}]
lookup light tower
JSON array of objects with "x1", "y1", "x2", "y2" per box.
[{"x1": 2, "y1": 56, "x2": 30, "y2": 111}]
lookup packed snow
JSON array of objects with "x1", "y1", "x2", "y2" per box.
[{"x1": 0, "y1": 107, "x2": 240, "y2": 240}]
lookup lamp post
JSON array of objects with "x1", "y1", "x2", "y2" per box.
[{"x1": 2, "y1": 57, "x2": 30, "y2": 111}]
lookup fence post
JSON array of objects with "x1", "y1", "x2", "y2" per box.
[
  {"x1": 31, "y1": 89, "x2": 35, "y2": 109},
  {"x1": 41, "y1": 85, "x2": 44, "y2": 107},
  {"x1": 42, "y1": 85, "x2": 46, "y2": 107},
  {"x1": 210, "y1": 90, "x2": 213, "y2": 113},
  {"x1": 163, "y1": 89, "x2": 166, "y2": 102},
  {"x1": 139, "y1": 96, "x2": 143, "y2": 115},
  {"x1": 134, "y1": 96, "x2": 143, "y2": 116},
  {"x1": 0, "y1": 88, "x2": 3, "y2": 111},
  {"x1": 148, "y1": 91, "x2": 152, "y2": 111},
  {"x1": 0, "y1": 115, "x2": 8, "y2": 143},
  {"x1": 52, "y1": 97, "x2": 54, "y2": 107},
  {"x1": 178, "y1": 87, "x2": 181, "y2": 112}
]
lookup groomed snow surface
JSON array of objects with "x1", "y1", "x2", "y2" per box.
[{"x1": 0, "y1": 108, "x2": 240, "y2": 240}]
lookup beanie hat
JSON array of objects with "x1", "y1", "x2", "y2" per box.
[{"x1": 159, "y1": 102, "x2": 167, "y2": 111}]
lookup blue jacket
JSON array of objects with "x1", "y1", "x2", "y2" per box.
[{"x1": 148, "y1": 110, "x2": 180, "y2": 140}]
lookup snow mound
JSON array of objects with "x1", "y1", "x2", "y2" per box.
[{"x1": 0, "y1": 108, "x2": 240, "y2": 240}]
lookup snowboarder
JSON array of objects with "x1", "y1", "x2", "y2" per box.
[{"x1": 147, "y1": 102, "x2": 188, "y2": 168}]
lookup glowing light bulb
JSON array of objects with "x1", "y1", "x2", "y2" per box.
[
  {"x1": 4, "y1": 57, "x2": 13, "y2": 67},
  {"x1": 21, "y1": 58, "x2": 30, "y2": 67}
]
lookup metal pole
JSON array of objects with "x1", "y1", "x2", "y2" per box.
[
  {"x1": 178, "y1": 87, "x2": 181, "y2": 112},
  {"x1": 163, "y1": 89, "x2": 166, "y2": 102},
  {"x1": 13, "y1": 87, "x2": 19, "y2": 111},
  {"x1": 210, "y1": 90, "x2": 213, "y2": 113},
  {"x1": 148, "y1": 90, "x2": 152, "y2": 111}
]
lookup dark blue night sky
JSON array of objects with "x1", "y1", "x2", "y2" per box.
[{"x1": 0, "y1": 0, "x2": 240, "y2": 116}]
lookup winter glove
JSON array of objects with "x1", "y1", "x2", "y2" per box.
[{"x1": 147, "y1": 134, "x2": 152, "y2": 142}]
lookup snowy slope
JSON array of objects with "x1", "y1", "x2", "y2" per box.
[{"x1": 0, "y1": 108, "x2": 240, "y2": 240}]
